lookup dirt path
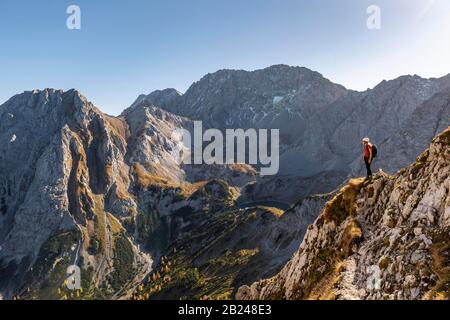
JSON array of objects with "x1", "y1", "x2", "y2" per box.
[{"x1": 335, "y1": 256, "x2": 364, "y2": 300}]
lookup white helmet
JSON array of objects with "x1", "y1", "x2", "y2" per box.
[{"x1": 362, "y1": 137, "x2": 370, "y2": 143}]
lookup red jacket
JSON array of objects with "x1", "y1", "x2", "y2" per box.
[{"x1": 363, "y1": 144, "x2": 372, "y2": 159}]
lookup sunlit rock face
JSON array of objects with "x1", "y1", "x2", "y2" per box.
[{"x1": 0, "y1": 89, "x2": 265, "y2": 299}]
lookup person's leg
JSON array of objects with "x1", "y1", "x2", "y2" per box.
[{"x1": 364, "y1": 158, "x2": 372, "y2": 177}]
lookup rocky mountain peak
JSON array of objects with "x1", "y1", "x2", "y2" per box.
[
  {"x1": 141, "y1": 65, "x2": 348, "y2": 130},
  {"x1": 186, "y1": 64, "x2": 346, "y2": 97},
  {"x1": 129, "y1": 88, "x2": 182, "y2": 110}
]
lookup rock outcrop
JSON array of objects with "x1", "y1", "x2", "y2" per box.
[{"x1": 237, "y1": 127, "x2": 450, "y2": 300}]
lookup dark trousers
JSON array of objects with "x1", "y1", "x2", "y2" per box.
[{"x1": 364, "y1": 157, "x2": 372, "y2": 177}]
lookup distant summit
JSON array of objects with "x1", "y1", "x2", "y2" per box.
[{"x1": 129, "y1": 88, "x2": 182, "y2": 111}]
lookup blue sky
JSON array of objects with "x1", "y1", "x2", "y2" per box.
[{"x1": 1, "y1": 0, "x2": 450, "y2": 115}]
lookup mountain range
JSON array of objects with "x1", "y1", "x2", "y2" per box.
[{"x1": 0, "y1": 65, "x2": 448, "y2": 300}]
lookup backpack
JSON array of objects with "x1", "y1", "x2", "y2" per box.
[{"x1": 371, "y1": 144, "x2": 378, "y2": 158}]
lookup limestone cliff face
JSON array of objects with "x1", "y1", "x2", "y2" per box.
[
  {"x1": 374, "y1": 89, "x2": 450, "y2": 174},
  {"x1": 0, "y1": 89, "x2": 276, "y2": 300},
  {"x1": 0, "y1": 89, "x2": 155, "y2": 298},
  {"x1": 237, "y1": 127, "x2": 450, "y2": 300}
]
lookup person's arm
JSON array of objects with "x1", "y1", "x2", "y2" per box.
[{"x1": 369, "y1": 145, "x2": 373, "y2": 164}]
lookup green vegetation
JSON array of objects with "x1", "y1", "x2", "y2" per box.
[
  {"x1": 428, "y1": 229, "x2": 450, "y2": 299},
  {"x1": 341, "y1": 219, "x2": 362, "y2": 258},
  {"x1": 324, "y1": 178, "x2": 365, "y2": 224},
  {"x1": 135, "y1": 246, "x2": 259, "y2": 300},
  {"x1": 88, "y1": 238, "x2": 100, "y2": 255},
  {"x1": 411, "y1": 150, "x2": 429, "y2": 176},
  {"x1": 190, "y1": 179, "x2": 233, "y2": 207},
  {"x1": 178, "y1": 268, "x2": 201, "y2": 288},
  {"x1": 109, "y1": 233, "x2": 135, "y2": 292},
  {"x1": 255, "y1": 206, "x2": 284, "y2": 217},
  {"x1": 132, "y1": 205, "x2": 269, "y2": 300},
  {"x1": 25, "y1": 230, "x2": 81, "y2": 300},
  {"x1": 91, "y1": 195, "x2": 107, "y2": 254},
  {"x1": 137, "y1": 208, "x2": 170, "y2": 254},
  {"x1": 208, "y1": 249, "x2": 259, "y2": 270},
  {"x1": 379, "y1": 256, "x2": 391, "y2": 270}
]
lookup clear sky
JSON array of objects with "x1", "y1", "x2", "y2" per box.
[{"x1": 1, "y1": 0, "x2": 450, "y2": 115}]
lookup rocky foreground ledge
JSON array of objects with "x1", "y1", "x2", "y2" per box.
[{"x1": 237, "y1": 127, "x2": 450, "y2": 300}]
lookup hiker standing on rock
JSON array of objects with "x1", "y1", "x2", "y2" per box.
[{"x1": 362, "y1": 137, "x2": 374, "y2": 178}]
